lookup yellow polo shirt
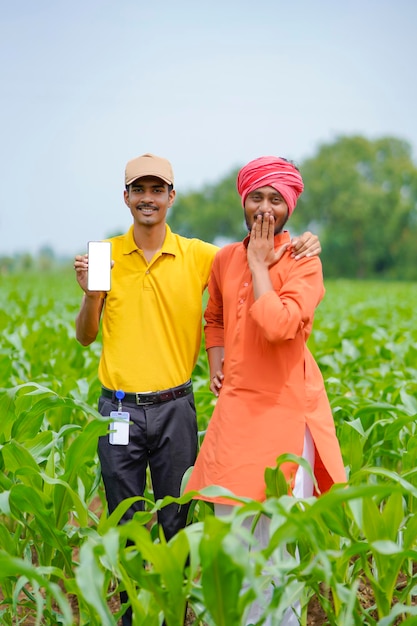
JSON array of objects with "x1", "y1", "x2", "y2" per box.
[{"x1": 98, "y1": 225, "x2": 218, "y2": 392}]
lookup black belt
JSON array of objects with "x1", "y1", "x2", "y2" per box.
[{"x1": 101, "y1": 380, "x2": 193, "y2": 406}]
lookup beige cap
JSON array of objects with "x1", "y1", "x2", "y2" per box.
[{"x1": 125, "y1": 153, "x2": 174, "y2": 186}]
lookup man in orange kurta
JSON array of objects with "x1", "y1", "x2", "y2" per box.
[{"x1": 186, "y1": 156, "x2": 346, "y2": 504}]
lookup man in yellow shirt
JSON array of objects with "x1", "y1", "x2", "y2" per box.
[{"x1": 74, "y1": 153, "x2": 319, "y2": 625}]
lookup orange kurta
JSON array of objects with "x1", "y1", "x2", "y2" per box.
[{"x1": 186, "y1": 231, "x2": 346, "y2": 503}]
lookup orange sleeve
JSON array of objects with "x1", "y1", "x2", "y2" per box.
[
  {"x1": 204, "y1": 253, "x2": 225, "y2": 349},
  {"x1": 249, "y1": 256, "x2": 325, "y2": 343}
]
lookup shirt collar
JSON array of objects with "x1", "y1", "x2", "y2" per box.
[{"x1": 122, "y1": 224, "x2": 177, "y2": 256}]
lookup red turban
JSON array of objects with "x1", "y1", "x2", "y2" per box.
[{"x1": 237, "y1": 156, "x2": 304, "y2": 216}]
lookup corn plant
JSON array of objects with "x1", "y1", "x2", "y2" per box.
[{"x1": 1, "y1": 271, "x2": 417, "y2": 623}]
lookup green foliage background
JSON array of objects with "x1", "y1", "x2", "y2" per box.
[{"x1": 1, "y1": 270, "x2": 417, "y2": 623}]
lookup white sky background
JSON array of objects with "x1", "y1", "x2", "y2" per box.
[{"x1": 1, "y1": 0, "x2": 416, "y2": 257}]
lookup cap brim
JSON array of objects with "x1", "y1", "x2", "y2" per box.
[{"x1": 126, "y1": 173, "x2": 172, "y2": 186}]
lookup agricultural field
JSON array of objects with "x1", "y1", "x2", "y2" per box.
[{"x1": 0, "y1": 270, "x2": 417, "y2": 625}]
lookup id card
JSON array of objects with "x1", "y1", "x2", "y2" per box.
[{"x1": 109, "y1": 411, "x2": 130, "y2": 445}]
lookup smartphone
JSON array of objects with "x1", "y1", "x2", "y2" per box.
[{"x1": 87, "y1": 241, "x2": 112, "y2": 291}]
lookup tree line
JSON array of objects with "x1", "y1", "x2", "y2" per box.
[
  {"x1": 2, "y1": 135, "x2": 416, "y2": 279},
  {"x1": 168, "y1": 135, "x2": 417, "y2": 280}
]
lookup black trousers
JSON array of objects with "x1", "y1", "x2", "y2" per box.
[{"x1": 97, "y1": 392, "x2": 198, "y2": 624}]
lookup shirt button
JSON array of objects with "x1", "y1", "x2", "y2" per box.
[
  {"x1": 145, "y1": 270, "x2": 150, "y2": 275},
  {"x1": 243, "y1": 282, "x2": 248, "y2": 287}
]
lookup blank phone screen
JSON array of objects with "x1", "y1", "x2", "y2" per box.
[{"x1": 87, "y1": 241, "x2": 112, "y2": 291}]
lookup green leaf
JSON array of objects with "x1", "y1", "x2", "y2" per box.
[{"x1": 199, "y1": 516, "x2": 246, "y2": 626}]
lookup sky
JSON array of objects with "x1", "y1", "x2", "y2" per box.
[{"x1": 1, "y1": 0, "x2": 416, "y2": 257}]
